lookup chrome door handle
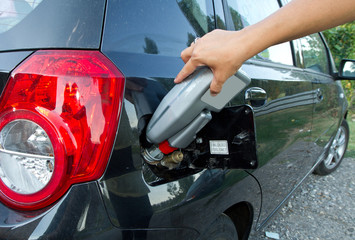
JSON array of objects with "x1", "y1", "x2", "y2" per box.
[{"x1": 245, "y1": 87, "x2": 267, "y2": 107}]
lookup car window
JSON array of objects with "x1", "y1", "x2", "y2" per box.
[
  {"x1": 300, "y1": 33, "x2": 329, "y2": 74},
  {"x1": 0, "y1": 0, "x2": 43, "y2": 34},
  {"x1": 177, "y1": 0, "x2": 214, "y2": 37},
  {"x1": 280, "y1": 0, "x2": 290, "y2": 5},
  {"x1": 225, "y1": 0, "x2": 293, "y2": 66},
  {"x1": 0, "y1": 0, "x2": 105, "y2": 51},
  {"x1": 103, "y1": 0, "x2": 214, "y2": 57}
]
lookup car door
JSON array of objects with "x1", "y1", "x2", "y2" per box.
[
  {"x1": 298, "y1": 33, "x2": 345, "y2": 160},
  {"x1": 224, "y1": 0, "x2": 315, "y2": 227}
]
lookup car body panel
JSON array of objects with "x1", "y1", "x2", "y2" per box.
[
  {"x1": 296, "y1": 33, "x2": 346, "y2": 159},
  {"x1": 230, "y1": 61, "x2": 315, "y2": 226},
  {"x1": 98, "y1": 101, "x2": 261, "y2": 235},
  {"x1": 310, "y1": 72, "x2": 344, "y2": 155},
  {"x1": 0, "y1": 0, "x2": 105, "y2": 52},
  {"x1": 0, "y1": 51, "x2": 33, "y2": 95},
  {"x1": 0, "y1": 182, "x2": 123, "y2": 240},
  {"x1": 0, "y1": 0, "x2": 349, "y2": 239}
]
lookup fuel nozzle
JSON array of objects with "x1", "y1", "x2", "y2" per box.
[
  {"x1": 146, "y1": 67, "x2": 250, "y2": 146},
  {"x1": 142, "y1": 145, "x2": 164, "y2": 164},
  {"x1": 161, "y1": 151, "x2": 184, "y2": 169},
  {"x1": 142, "y1": 67, "x2": 251, "y2": 169}
]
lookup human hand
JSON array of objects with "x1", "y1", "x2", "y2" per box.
[
  {"x1": 174, "y1": 0, "x2": 355, "y2": 96},
  {"x1": 174, "y1": 29, "x2": 251, "y2": 96}
]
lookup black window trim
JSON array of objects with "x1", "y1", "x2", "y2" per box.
[{"x1": 318, "y1": 32, "x2": 338, "y2": 77}]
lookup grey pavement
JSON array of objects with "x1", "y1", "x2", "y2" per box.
[{"x1": 249, "y1": 157, "x2": 355, "y2": 240}]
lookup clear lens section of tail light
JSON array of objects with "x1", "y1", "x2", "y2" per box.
[{"x1": 0, "y1": 120, "x2": 54, "y2": 194}]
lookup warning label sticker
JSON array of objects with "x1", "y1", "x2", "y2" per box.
[{"x1": 209, "y1": 140, "x2": 229, "y2": 155}]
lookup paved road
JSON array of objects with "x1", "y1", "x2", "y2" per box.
[{"x1": 249, "y1": 157, "x2": 355, "y2": 240}]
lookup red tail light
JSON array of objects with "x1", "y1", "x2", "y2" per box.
[{"x1": 0, "y1": 50, "x2": 125, "y2": 210}]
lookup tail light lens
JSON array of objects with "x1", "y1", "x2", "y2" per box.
[{"x1": 0, "y1": 50, "x2": 125, "y2": 210}]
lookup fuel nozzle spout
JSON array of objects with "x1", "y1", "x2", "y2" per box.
[
  {"x1": 142, "y1": 145, "x2": 164, "y2": 164},
  {"x1": 160, "y1": 151, "x2": 184, "y2": 169},
  {"x1": 142, "y1": 110, "x2": 211, "y2": 168},
  {"x1": 143, "y1": 145, "x2": 184, "y2": 169}
]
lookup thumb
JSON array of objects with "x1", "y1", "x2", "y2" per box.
[{"x1": 209, "y1": 75, "x2": 224, "y2": 96}]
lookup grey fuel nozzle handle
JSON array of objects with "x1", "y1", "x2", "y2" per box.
[{"x1": 146, "y1": 67, "x2": 251, "y2": 145}]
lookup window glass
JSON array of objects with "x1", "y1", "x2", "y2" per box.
[
  {"x1": 227, "y1": 0, "x2": 278, "y2": 27},
  {"x1": 0, "y1": 0, "x2": 43, "y2": 33},
  {"x1": 280, "y1": 0, "x2": 290, "y2": 6},
  {"x1": 226, "y1": 0, "x2": 293, "y2": 66},
  {"x1": 0, "y1": 0, "x2": 105, "y2": 51},
  {"x1": 292, "y1": 40, "x2": 304, "y2": 68},
  {"x1": 214, "y1": 0, "x2": 226, "y2": 30},
  {"x1": 177, "y1": 0, "x2": 214, "y2": 37},
  {"x1": 300, "y1": 34, "x2": 329, "y2": 73},
  {"x1": 104, "y1": 0, "x2": 214, "y2": 57}
]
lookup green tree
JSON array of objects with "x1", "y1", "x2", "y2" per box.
[{"x1": 323, "y1": 21, "x2": 355, "y2": 109}]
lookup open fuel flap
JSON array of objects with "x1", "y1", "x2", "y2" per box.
[{"x1": 141, "y1": 67, "x2": 257, "y2": 180}]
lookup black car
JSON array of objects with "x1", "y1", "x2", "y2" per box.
[{"x1": 0, "y1": 0, "x2": 354, "y2": 239}]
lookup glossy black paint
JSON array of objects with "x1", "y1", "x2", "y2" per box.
[
  {"x1": 99, "y1": 101, "x2": 261, "y2": 239},
  {"x1": 0, "y1": 0, "x2": 105, "y2": 52},
  {"x1": 100, "y1": 1, "x2": 262, "y2": 238},
  {"x1": 0, "y1": 51, "x2": 33, "y2": 96},
  {"x1": 0, "y1": 0, "x2": 349, "y2": 239},
  {"x1": 0, "y1": 182, "x2": 123, "y2": 239},
  {"x1": 221, "y1": 0, "x2": 346, "y2": 226},
  {"x1": 224, "y1": 59, "x2": 317, "y2": 227},
  {"x1": 0, "y1": 51, "x2": 33, "y2": 72}
]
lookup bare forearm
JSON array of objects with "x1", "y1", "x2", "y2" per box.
[
  {"x1": 175, "y1": 0, "x2": 355, "y2": 95},
  {"x1": 241, "y1": 0, "x2": 355, "y2": 59}
]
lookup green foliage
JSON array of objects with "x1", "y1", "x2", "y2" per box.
[
  {"x1": 178, "y1": 0, "x2": 214, "y2": 40},
  {"x1": 323, "y1": 21, "x2": 355, "y2": 109},
  {"x1": 323, "y1": 22, "x2": 355, "y2": 66}
]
